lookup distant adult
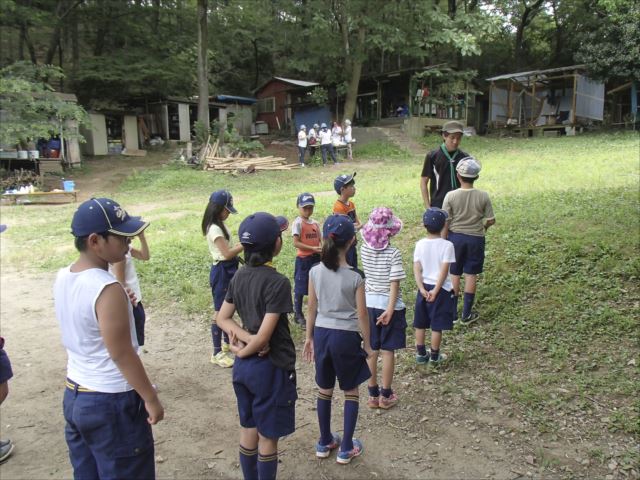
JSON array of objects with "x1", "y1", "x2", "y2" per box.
[
  {"x1": 319, "y1": 123, "x2": 338, "y2": 166},
  {"x1": 420, "y1": 121, "x2": 468, "y2": 209},
  {"x1": 331, "y1": 122, "x2": 343, "y2": 145},
  {"x1": 308, "y1": 124, "x2": 319, "y2": 158},
  {"x1": 297, "y1": 124, "x2": 308, "y2": 167},
  {"x1": 343, "y1": 119, "x2": 353, "y2": 161}
]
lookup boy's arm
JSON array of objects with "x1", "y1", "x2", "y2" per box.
[
  {"x1": 356, "y1": 284, "x2": 372, "y2": 356},
  {"x1": 96, "y1": 283, "x2": 164, "y2": 425},
  {"x1": 413, "y1": 261, "x2": 428, "y2": 299},
  {"x1": 233, "y1": 313, "x2": 280, "y2": 358},
  {"x1": 303, "y1": 277, "x2": 318, "y2": 362},
  {"x1": 427, "y1": 262, "x2": 451, "y2": 302},
  {"x1": 292, "y1": 235, "x2": 321, "y2": 253},
  {"x1": 376, "y1": 280, "x2": 399, "y2": 325},
  {"x1": 216, "y1": 300, "x2": 252, "y2": 345},
  {"x1": 484, "y1": 218, "x2": 496, "y2": 231},
  {"x1": 130, "y1": 232, "x2": 150, "y2": 261},
  {"x1": 214, "y1": 237, "x2": 244, "y2": 261},
  {"x1": 420, "y1": 176, "x2": 430, "y2": 208}
]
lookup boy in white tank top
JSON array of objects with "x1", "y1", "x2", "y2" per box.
[{"x1": 54, "y1": 197, "x2": 164, "y2": 479}]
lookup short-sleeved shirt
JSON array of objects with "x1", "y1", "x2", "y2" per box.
[
  {"x1": 207, "y1": 224, "x2": 234, "y2": 264},
  {"x1": 360, "y1": 244, "x2": 406, "y2": 310},
  {"x1": 319, "y1": 129, "x2": 332, "y2": 145},
  {"x1": 292, "y1": 216, "x2": 321, "y2": 258},
  {"x1": 413, "y1": 238, "x2": 456, "y2": 292},
  {"x1": 225, "y1": 265, "x2": 295, "y2": 371},
  {"x1": 333, "y1": 199, "x2": 357, "y2": 223},
  {"x1": 442, "y1": 188, "x2": 495, "y2": 237},
  {"x1": 298, "y1": 130, "x2": 307, "y2": 148},
  {"x1": 421, "y1": 146, "x2": 469, "y2": 208},
  {"x1": 309, "y1": 263, "x2": 364, "y2": 332}
]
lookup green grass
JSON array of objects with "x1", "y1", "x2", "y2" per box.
[{"x1": 1, "y1": 131, "x2": 639, "y2": 438}]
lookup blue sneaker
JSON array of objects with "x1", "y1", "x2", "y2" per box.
[
  {"x1": 337, "y1": 438, "x2": 363, "y2": 464},
  {"x1": 429, "y1": 352, "x2": 448, "y2": 366},
  {"x1": 416, "y1": 354, "x2": 429, "y2": 364},
  {"x1": 316, "y1": 433, "x2": 341, "y2": 458}
]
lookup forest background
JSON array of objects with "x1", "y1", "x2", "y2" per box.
[{"x1": 1, "y1": 0, "x2": 638, "y2": 119}]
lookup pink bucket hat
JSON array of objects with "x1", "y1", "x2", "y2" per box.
[{"x1": 360, "y1": 207, "x2": 402, "y2": 250}]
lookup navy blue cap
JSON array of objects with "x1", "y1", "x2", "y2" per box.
[
  {"x1": 0, "y1": 225, "x2": 6, "y2": 234},
  {"x1": 296, "y1": 192, "x2": 315, "y2": 207},
  {"x1": 71, "y1": 198, "x2": 149, "y2": 237},
  {"x1": 239, "y1": 212, "x2": 287, "y2": 252},
  {"x1": 209, "y1": 189, "x2": 237, "y2": 214},
  {"x1": 322, "y1": 214, "x2": 355, "y2": 243},
  {"x1": 423, "y1": 207, "x2": 448, "y2": 231},
  {"x1": 334, "y1": 172, "x2": 356, "y2": 194}
]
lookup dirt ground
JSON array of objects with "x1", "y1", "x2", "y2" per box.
[{"x1": 0, "y1": 151, "x2": 630, "y2": 479}]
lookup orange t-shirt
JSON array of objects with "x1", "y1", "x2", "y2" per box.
[
  {"x1": 333, "y1": 199, "x2": 357, "y2": 223},
  {"x1": 292, "y1": 217, "x2": 321, "y2": 258}
]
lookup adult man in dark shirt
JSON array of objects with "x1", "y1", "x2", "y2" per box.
[{"x1": 420, "y1": 121, "x2": 469, "y2": 209}]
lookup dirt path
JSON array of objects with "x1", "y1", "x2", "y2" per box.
[{"x1": 0, "y1": 152, "x2": 617, "y2": 479}]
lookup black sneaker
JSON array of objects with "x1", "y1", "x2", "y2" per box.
[
  {"x1": 295, "y1": 314, "x2": 307, "y2": 330},
  {"x1": 460, "y1": 311, "x2": 479, "y2": 325}
]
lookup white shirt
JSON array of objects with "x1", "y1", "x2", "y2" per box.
[
  {"x1": 55, "y1": 266, "x2": 138, "y2": 393},
  {"x1": 331, "y1": 126, "x2": 343, "y2": 144},
  {"x1": 298, "y1": 130, "x2": 307, "y2": 148},
  {"x1": 413, "y1": 237, "x2": 456, "y2": 291},
  {"x1": 207, "y1": 224, "x2": 234, "y2": 264},
  {"x1": 319, "y1": 128, "x2": 332, "y2": 145},
  {"x1": 344, "y1": 125, "x2": 352, "y2": 143},
  {"x1": 308, "y1": 128, "x2": 317, "y2": 139}
]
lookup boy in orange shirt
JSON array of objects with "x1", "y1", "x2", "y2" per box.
[{"x1": 332, "y1": 172, "x2": 361, "y2": 268}]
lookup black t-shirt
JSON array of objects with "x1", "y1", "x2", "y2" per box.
[
  {"x1": 225, "y1": 265, "x2": 296, "y2": 371},
  {"x1": 421, "y1": 146, "x2": 468, "y2": 208}
]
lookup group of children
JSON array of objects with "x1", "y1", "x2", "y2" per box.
[
  {"x1": 53, "y1": 143, "x2": 494, "y2": 478},
  {"x1": 297, "y1": 120, "x2": 354, "y2": 167}
]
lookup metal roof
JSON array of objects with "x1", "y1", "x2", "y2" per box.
[
  {"x1": 214, "y1": 95, "x2": 256, "y2": 105},
  {"x1": 486, "y1": 65, "x2": 587, "y2": 82},
  {"x1": 273, "y1": 77, "x2": 319, "y2": 88}
]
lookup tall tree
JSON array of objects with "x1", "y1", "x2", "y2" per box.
[{"x1": 197, "y1": 0, "x2": 210, "y2": 126}]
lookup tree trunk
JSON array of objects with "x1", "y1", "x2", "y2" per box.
[
  {"x1": 514, "y1": 0, "x2": 545, "y2": 68},
  {"x1": 343, "y1": 25, "x2": 366, "y2": 122},
  {"x1": 20, "y1": 22, "x2": 38, "y2": 63},
  {"x1": 252, "y1": 39, "x2": 259, "y2": 90},
  {"x1": 197, "y1": 0, "x2": 210, "y2": 128},
  {"x1": 152, "y1": 0, "x2": 161, "y2": 34}
]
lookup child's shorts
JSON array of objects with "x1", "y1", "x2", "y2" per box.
[
  {"x1": 346, "y1": 243, "x2": 358, "y2": 269},
  {"x1": 294, "y1": 254, "x2": 321, "y2": 295},
  {"x1": 413, "y1": 284, "x2": 455, "y2": 331},
  {"x1": 63, "y1": 380, "x2": 155, "y2": 479},
  {"x1": 367, "y1": 308, "x2": 407, "y2": 351},
  {"x1": 448, "y1": 232, "x2": 485, "y2": 275},
  {"x1": 210, "y1": 258, "x2": 239, "y2": 310},
  {"x1": 232, "y1": 356, "x2": 297, "y2": 439},
  {"x1": 314, "y1": 327, "x2": 370, "y2": 391},
  {"x1": 0, "y1": 344, "x2": 13, "y2": 384},
  {"x1": 133, "y1": 302, "x2": 146, "y2": 346}
]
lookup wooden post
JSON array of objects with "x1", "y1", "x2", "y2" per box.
[
  {"x1": 488, "y1": 82, "x2": 493, "y2": 129},
  {"x1": 507, "y1": 80, "x2": 513, "y2": 120},
  {"x1": 572, "y1": 71, "x2": 578, "y2": 125},
  {"x1": 531, "y1": 78, "x2": 536, "y2": 126},
  {"x1": 376, "y1": 80, "x2": 382, "y2": 120}
]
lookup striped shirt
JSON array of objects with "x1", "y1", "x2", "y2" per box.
[{"x1": 360, "y1": 244, "x2": 406, "y2": 309}]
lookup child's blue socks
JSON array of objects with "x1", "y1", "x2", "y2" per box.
[
  {"x1": 463, "y1": 292, "x2": 475, "y2": 319},
  {"x1": 317, "y1": 392, "x2": 333, "y2": 446},
  {"x1": 257, "y1": 452, "x2": 278, "y2": 480},
  {"x1": 239, "y1": 445, "x2": 258, "y2": 479},
  {"x1": 342, "y1": 395, "x2": 359, "y2": 452}
]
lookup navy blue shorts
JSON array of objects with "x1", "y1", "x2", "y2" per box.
[
  {"x1": 368, "y1": 308, "x2": 407, "y2": 351},
  {"x1": 448, "y1": 232, "x2": 485, "y2": 275},
  {"x1": 209, "y1": 258, "x2": 239, "y2": 311},
  {"x1": 294, "y1": 254, "x2": 320, "y2": 295},
  {"x1": 413, "y1": 284, "x2": 455, "y2": 331},
  {"x1": 133, "y1": 302, "x2": 146, "y2": 346},
  {"x1": 313, "y1": 327, "x2": 370, "y2": 391},
  {"x1": 63, "y1": 381, "x2": 155, "y2": 479},
  {"x1": 232, "y1": 356, "x2": 297, "y2": 439},
  {"x1": 0, "y1": 347, "x2": 13, "y2": 384}
]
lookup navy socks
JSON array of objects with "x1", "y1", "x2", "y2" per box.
[
  {"x1": 368, "y1": 385, "x2": 380, "y2": 397},
  {"x1": 342, "y1": 395, "x2": 359, "y2": 452},
  {"x1": 317, "y1": 392, "x2": 333, "y2": 446},
  {"x1": 239, "y1": 445, "x2": 258, "y2": 480},
  {"x1": 257, "y1": 452, "x2": 277, "y2": 480},
  {"x1": 463, "y1": 292, "x2": 475, "y2": 318},
  {"x1": 211, "y1": 324, "x2": 221, "y2": 354},
  {"x1": 416, "y1": 344, "x2": 427, "y2": 357},
  {"x1": 294, "y1": 294, "x2": 304, "y2": 315}
]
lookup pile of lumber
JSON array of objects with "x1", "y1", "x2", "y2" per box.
[{"x1": 200, "y1": 137, "x2": 299, "y2": 172}]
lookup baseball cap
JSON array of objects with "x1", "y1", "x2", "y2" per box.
[
  {"x1": 333, "y1": 172, "x2": 356, "y2": 194},
  {"x1": 209, "y1": 189, "x2": 237, "y2": 214},
  {"x1": 300, "y1": 124, "x2": 306, "y2": 130},
  {"x1": 442, "y1": 120, "x2": 464, "y2": 134},
  {"x1": 422, "y1": 207, "x2": 448, "y2": 231},
  {"x1": 0, "y1": 225, "x2": 6, "y2": 234},
  {"x1": 71, "y1": 198, "x2": 149, "y2": 237},
  {"x1": 239, "y1": 212, "x2": 287, "y2": 252},
  {"x1": 296, "y1": 192, "x2": 315, "y2": 207},
  {"x1": 322, "y1": 214, "x2": 355, "y2": 243},
  {"x1": 456, "y1": 156, "x2": 481, "y2": 178},
  {"x1": 320, "y1": 123, "x2": 327, "y2": 129}
]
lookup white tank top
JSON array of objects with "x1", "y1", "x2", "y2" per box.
[{"x1": 54, "y1": 266, "x2": 138, "y2": 393}]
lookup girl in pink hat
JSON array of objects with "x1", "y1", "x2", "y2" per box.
[{"x1": 359, "y1": 207, "x2": 406, "y2": 409}]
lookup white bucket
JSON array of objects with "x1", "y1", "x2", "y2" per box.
[
  {"x1": 28, "y1": 150, "x2": 39, "y2": 160},
  {"x1": 17, "y1": 150, "x2": 28, "y2": 159}
]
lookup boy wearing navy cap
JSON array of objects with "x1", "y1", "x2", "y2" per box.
[
  {"x1": 333, "y1": 172, "x2": 361, "y2": 268},
  {"x1": 216, "y1": 212, "x2": 296, "y2": 480},
  {"x1": 442, "y1": 157, "x2": 495, "y2": 324},
  {"x1": 292, "y1": 193, "x2": 322, "y2": 328},
  {"x1": 413, "y1": 208, "x2": 457, "y2": 365},
  {"x1": 55, "y1": 198, "x2": 164, "y2": 479}
]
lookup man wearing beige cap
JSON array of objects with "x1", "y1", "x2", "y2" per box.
[{"x1": 420, "y1": 120, "x2": 468, "y2": 209}]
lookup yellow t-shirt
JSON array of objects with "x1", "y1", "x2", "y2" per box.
[{"x1": 207, "y1": 224, "x2": 234, "y2": 264}]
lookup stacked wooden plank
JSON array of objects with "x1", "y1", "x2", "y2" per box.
[{"x1": 200, "y1": 137, "x2": 298, "y2": 172}]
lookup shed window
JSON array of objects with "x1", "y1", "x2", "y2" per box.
[{"x1": 257, "y1": 97, "x2": 275, "y2": 114}]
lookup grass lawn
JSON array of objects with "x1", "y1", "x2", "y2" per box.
[{"x1": 1, "y1": 131, "x2": 638, "y2": 469}]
